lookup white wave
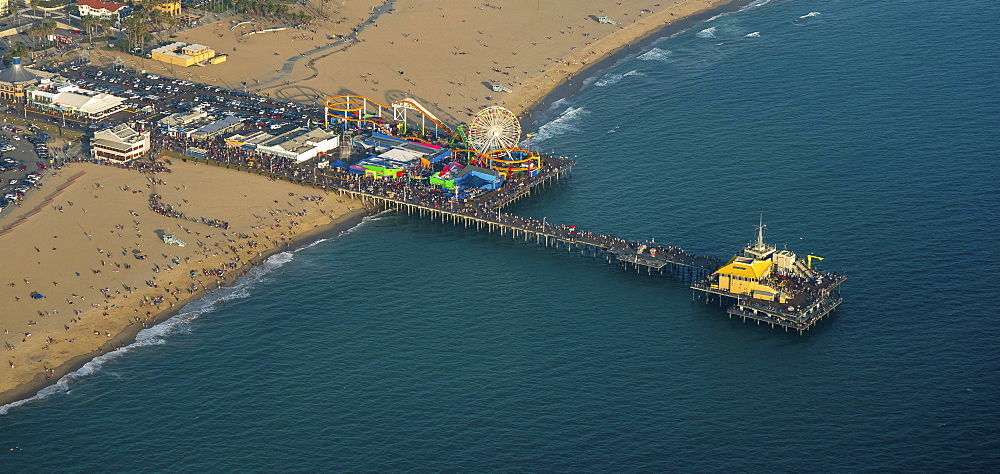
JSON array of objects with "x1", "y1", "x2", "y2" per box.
[
  {"x1": 800, "y1": 12, "x2": 821, "y2": 19},
  {"x1": 296, "y1": 237, "x2": 329, "y2": 252},
  {"x1": 594, "y1": 69, "x2": 642, "y2": 87},
  {"x1": 706, "y1": 12, "x2": 727, "y2": 22},
  {"x1": 696, "y1": 27, "x2": 717, "y2": 39},
  {"x1": 745, "y1": 31, "x2": 761, "y2": 38},
  {"x1": 637, "y1": 47, "x2": 672, "y2": 62},
  {"x1": 0, "y1": 251, "x2": 297, "y2": 416},
  {"x1": 740, "y1": 0, "x2": 775, "y2": 12},
  {"x1": 527, "y1": 107, "x2": 590, "y2": 144},
  {"x1": 546, "y1": 97, "x2": 569, "y2": 112}
]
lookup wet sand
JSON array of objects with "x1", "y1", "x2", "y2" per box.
[
  {"x1": 98, "y1": 0, "x2": 747, "y2": 123},
  {"x1": 0, "y1": 160, "x2": 366, "y2": 406},
  {"x1": 4, "y1": 0, "x2": 752, "y2": 407}
]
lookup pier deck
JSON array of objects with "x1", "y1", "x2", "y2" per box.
[{"x1": 173, "y1": 148, "x2": 839, "y2": 333}]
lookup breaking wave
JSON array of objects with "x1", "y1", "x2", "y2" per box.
[
  {"x1": 696, "y1": 27, "x2": 717, "y2": 39},
  {"x1": 740, "y1": 0, "x2": 775, "y2": 12},
  {"x1": 527, "y1": 107, "x2": 590, "y2": 144},
  {"x1": 0, "y1": 252, "x2": 300, "y2": 415},
  {"x1": 800, "y1": 12, "x2": 821, "y2": 19},
  {"x1": 637, "y1": 48, "x2": 673, "y2": 62},
  {"x1": 745, "y1": 31, "x2": 761, "y2": 38},
  {"x1": 594, "y1": 69, "x2": 641, "y2": 87}
]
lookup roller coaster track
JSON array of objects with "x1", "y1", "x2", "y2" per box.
[{"x1": 325, "y1": 94, "x2": 458, "y2": 139}]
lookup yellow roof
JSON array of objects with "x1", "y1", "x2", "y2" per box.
[{"x1": 715, "y1": 259, "x2": 772, "y2": 279}]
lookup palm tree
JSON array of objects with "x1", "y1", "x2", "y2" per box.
[
  {"x1": 99, "y1": 18, "x2": 112, "y2": 42},
  {"x1": 11, "y1": 4, "x2": 20, "y2": 28},
  {"x1": 82, "y1": 15, "x2": 98, "y2": 47},
  {"x1": 123, "y1": 14, "x2": 149, "y2": 52}
]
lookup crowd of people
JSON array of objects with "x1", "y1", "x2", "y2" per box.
[{"x1": 83, "y1": 125, "x2": 725, "y2": 276}]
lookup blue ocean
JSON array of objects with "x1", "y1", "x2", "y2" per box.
[{"x1": 3, "y1": 0, "x2": 998, "y2": 470}]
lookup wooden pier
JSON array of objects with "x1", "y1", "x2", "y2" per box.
[
  {"x1": 331, "y1": 176, "x2": 722, "y2": 284},
  {"x1": 175, "y1": 151, "x2": 839, "y2": 333},
  {"x1": 691, "y1": 278, "x2": 845, "y2": 334}
]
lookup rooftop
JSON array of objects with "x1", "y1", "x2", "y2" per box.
[
  {"x1": 75, "y1": 0, "x2": 127, "y2": 13},
  {"x1": 0, "y1": 58, "x2": 46, "y2": 85}
]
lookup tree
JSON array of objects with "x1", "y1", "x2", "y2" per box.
[
  {"x1": 99, "y1": 18, "x2": 112, "y2": 41},
  {"x1": 11, "y1": 4, "x2": 20, "y2": 28},
  {"x1": 82, "y1": 15, "x2": 98, "y2": 47},
  {"x1": 123, "y1": 14, "x2": 150, "y2": 52},
  {"x1": 8, "y1": 41, "x2": 29, "y2": 60}
]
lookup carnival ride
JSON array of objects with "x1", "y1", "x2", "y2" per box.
[
  {"x1": 324, "y1": 94, "x2": 457, "y2": 142},
  {"x1": 324, "y1": 95, "x2": 540, "y2": 176},
  {"x1": 468, "y1": 107, "x2": 541, "y2": 176}
]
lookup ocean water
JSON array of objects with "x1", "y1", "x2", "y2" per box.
[{"x1": 2, "y1": 0, "x2": 998, "y2": 470}]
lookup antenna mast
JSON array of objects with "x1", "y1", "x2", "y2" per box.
[{"x1": 756, "y1": 213, "x2": 766, "y2": 247}]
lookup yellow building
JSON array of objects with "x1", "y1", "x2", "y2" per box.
[
  {"x1": 711, "y1": 256, "x2": 786, "y2": 303},
  {"x1": 151, "y1": 42, "x2": 216, "y2": 67},
  {"x1": 152, "y1": 1, "x2": 181, "y2": 16},
  {"x1": 0, "y1": 58, "x2": 46, "y2": 103}
]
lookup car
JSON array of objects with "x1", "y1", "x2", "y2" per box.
[
  {"x1": 8, "y1": 179, "x2": 17, "y2": 185},
  {"x1": 18, "y1": 165, "x2": 25, "y2": 171}
]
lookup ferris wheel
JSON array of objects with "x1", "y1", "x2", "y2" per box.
[{"x1": 468, "y1": 106, "x2": 521, "y2": 153}]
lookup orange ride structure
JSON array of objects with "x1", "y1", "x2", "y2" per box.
[
  {"x1": 324, "y1": 96, "x2": 542, "y2": 177},
  {"x1": 323, "y1": 94, "x2": 457, "y2": 141},
  {"x1": 468, "y1": 107, "x2": 541, "y2": 176}
]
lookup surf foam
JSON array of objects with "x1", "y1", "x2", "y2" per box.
[
  {"x1": 740, "y1": 0, "x2": 775, "y2": 12},
  {"x1": 696, "y1": 27, "x2": 717, "y2": 39},
  {"x1": 528, "y1": 107, "x2": 590, "y2": 144},
  {"x1": 637, "y1": 48, "x2": 673, "y2": 62},
  {"x1": 594, "y1": 69, "x2": 642, "y2": 87},
  {"x1": 0, "y1": 251, "x2": 298, "y2": 416}
]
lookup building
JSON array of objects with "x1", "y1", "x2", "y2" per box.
[
  {"x1": 0, "y1": 58, "x2": 48, "y2": 103},
  {"x1": 27, "y1": 81, "x2": 128, "y2": 120},
  {"x1": 159, "y1": 109, "x2": 209, "y2": 134},
  {"x1": 75, "y1": 0, "x2": 130, "y2": 25},
  {"x1": 152, "y1": 1, "x2": 181, "y2": 16},
  {"x1": 711, "y1": 257, "x2": 785, "y2": 302},
  {"x1": 159, "y1": 109, "x2": 243, "y2": 140},
  {"x1": 224, "y1": 130, "x2": 274, "y2": 149},
  {"x1": 0, "y1": 0, "x2": 9, "y2": 17},
  {"x1": 253, "y1": 128, "x2": 340, "y2": 162},
  {"x1": 91, "y1": 124, "x2": 150, "y2": 163},
  {"x1": 151, "y1": 42, "x2": 220, "y2": 67}
]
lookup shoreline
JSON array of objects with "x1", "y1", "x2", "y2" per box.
[
  {"x1": 0, "y1": 204, "x2": 372, "y2": 409},
  {"x1": 1, "y1": 0, "x2": 755, "y2": 411},
  {"x1": 520, "y1": 0, "x2": 757, "y2": 126}
]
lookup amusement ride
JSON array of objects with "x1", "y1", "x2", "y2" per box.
[{"x1": 323, "y1": 95, "x2": 542, "y2": 177}]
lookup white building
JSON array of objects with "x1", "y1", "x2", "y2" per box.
[
  {"x1": 75, "y1": 0, "x2": 130, "y2": 25},
  {"x1": 159, "y1": 109, "x2": 243, "y2": 140},
  {"x1": 91, "y1": 124, "x2": 150, "y2": 163},
  {"x1": 254, "y1": 128, "x2": 340, "y2": 162},
  {"x1": 28, "y1": 81, "x2": 128, "y2": 120}
]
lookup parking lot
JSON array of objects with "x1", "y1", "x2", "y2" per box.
[
  {"x1": 0, "y1": 126, "x2": 56, "y2": 213},
  {"x1": 60, "y1": 67, "x2": 325, "y2": 134}
]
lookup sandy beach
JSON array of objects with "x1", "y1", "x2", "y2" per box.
[
  {"x1": 0, "y1": 159, "x2": 365, "y2": 405},
  {"x1": 101, "y1": 0, "x2": 746, "y2": 122},
  {"x1": 3, "y1": 0, "x2": 751, "y2": 406}
]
